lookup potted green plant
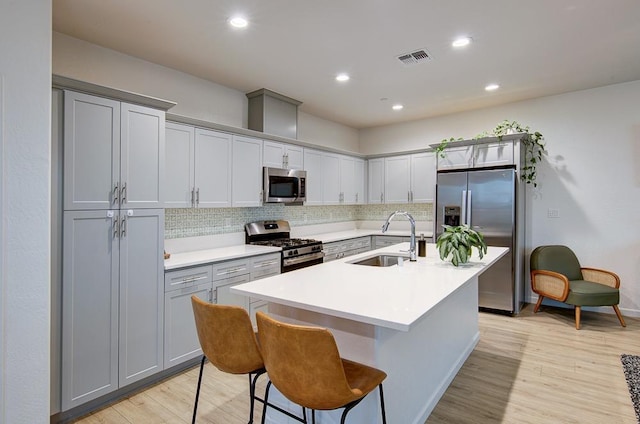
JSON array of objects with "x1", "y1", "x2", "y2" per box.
[
  {"x1": 435, "y1": 120, "x2": 546, "y2": 187},
  {"x1": 436, "y1": 225, "x2": 487, "y2": 266}
]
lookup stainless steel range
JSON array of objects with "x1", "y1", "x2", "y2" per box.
[{"x1": 245, "y1": 220, "x2": 324, "y2": 273}]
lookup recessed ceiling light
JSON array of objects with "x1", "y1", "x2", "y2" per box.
[
  {"x1": 335, "y1": 73, "x2": 350, "y2": 82},
  {"x1": 485, "y1": 83, "x2": 500, "y2": 91},
  {"x1": 392, "y1": 104, "x2": 404, "y2": 111},
  {"x1": 229, "y1": 16, "x2": 248, "y2": 28},
  {"x1": 452, "y1": 37, "x2": 472, "y2": 48}
]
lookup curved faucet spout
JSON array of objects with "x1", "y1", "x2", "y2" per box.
[{"x1": 382, "y1": 210, "x2": 417, "y2": 261}]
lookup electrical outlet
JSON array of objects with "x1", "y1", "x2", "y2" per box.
[
  {"x1": 547, "y1": 208, "x2": 560, "y2": 218},
  {"x1": 224, "y1": 218, "x2": 232, "y2": 227},
  {"x1": 303, "y1": 213, "x2": 308, "y2": 223}
]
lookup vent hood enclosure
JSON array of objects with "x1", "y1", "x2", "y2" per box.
[{"x1": 247, "y1": 88, "x2": 302, "y2": 140}]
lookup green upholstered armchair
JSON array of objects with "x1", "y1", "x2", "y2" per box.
[{"x1": 530, "y1": 245, "x2": 626, "y2": 330}]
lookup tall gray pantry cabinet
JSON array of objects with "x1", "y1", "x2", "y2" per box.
[{"x1": 61, "y1": 91, "x2": 165, "y2": 411}]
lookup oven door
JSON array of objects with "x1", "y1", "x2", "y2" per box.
[{"x1": 282, "y1": 251, "x2": 324, "y2": 273}]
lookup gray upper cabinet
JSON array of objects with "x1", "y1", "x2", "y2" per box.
[
  {"x1": 63, "y1": 92, "x2": 120, "y2": 210},
  {"x1": 120, "y1": 103, "x2": 165, "y2": 208},
  {"x1": 263, "y1": 140, "x2": 304, "y2": 170},
  {"x1": 165, "y1": 123, "x2": 233, "y2": 208},
  {"x1": 64, "y1": 90, "x2": 165, "y2": 210},
  {"x1": 231, "y1": 135, "x2": 263, "y2": 207},
  {"x1": 61, "y1": 208, "x2": 164, "y2": 410},
  {"x1": 303, "y1": 149, "x2": 324, "y2": 205},
  {"x1": 164, "y1": 122, "x2": 195, "y2": 207},
  {"x1": 368, "y1": 158, "x2": 385, "y2": 204},
  {"x1": 437, "y1": 140, "x2": 515, "y2": 170}
]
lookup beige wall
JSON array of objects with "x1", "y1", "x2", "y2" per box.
[
  {"x1": 53, "y1": 32, "x2": 359, "y2": 152},
  {"x1": 360, "y1": 81, "x2": 640, "y2": 315}
]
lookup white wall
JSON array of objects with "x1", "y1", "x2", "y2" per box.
[
  {"x1": 53, "y1": 32, "x2": 359, "y2": 152},
  {"x1": 360, "y1": 81, "x2": 640, "y2": 316},
  {"x1": 0, "y1": 2, "x2": 52, "y2": 423}
]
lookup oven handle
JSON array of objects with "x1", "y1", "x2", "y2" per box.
[{"x1": 282, "y1": 251, "x2": 325, "y2": 266}]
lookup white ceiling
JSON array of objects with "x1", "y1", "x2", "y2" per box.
[{"x1": 53, "y1": 0, "x2": 640, "y2": 129}]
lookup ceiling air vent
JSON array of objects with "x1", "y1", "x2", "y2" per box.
[{"x1": 397, "y1": 49, "x2": 432, "y2": 66}]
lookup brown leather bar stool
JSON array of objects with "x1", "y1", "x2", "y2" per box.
[
  {"x1": 190, "y1": 296, "x2": 266, "y2": 424},
  {"x1": 256, "y1": 311, "x2": 388, "y2": 424}
]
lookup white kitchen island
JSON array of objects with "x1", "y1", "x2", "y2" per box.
[{"x1": 232, "y1": 243, "x2": 508, "y2": 424}]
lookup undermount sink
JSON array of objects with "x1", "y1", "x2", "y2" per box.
[{"x1": 349, "y1": 254, "x2": 410, "y2": 267}]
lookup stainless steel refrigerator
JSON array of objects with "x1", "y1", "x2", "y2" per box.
[{"x1": 435, "y1": 167, "x2": 525, "y2": 314}]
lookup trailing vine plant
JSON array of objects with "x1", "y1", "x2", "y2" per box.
[{"x1": 435, "y1": 120, "x2": 546, "y2": 187}]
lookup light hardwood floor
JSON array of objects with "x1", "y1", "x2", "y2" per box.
[{"x1": 72, "y1": 304, "x2": 640, "y2": 423}]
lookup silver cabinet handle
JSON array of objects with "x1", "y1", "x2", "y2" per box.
[
  {"x1": 121, "y1": 182, "x2": 127, "y2": 204},
  {"x1": 113, "y1": 183, "x2": 119, "y2": 205},
  {"x1": 113, "y1": 217, "x2": 119, "y2": 238},
  {"x1": 191, "y1": 188, "x2": 195, "y2": 207},
  {"x1": 408, "y1": 191, "x2": 411, "y2": 202},
  {"x1": 120, "y1": 216, "x2": 126, "y2": 238},
  {"x1": 355, "y1": 193, "x2": 358, "y2": 203},
  {"x1": 196, "y1": 188, "x2": 200, "y2": 206}
]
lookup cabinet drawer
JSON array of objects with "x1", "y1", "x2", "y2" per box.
[
  {"x1": 251, "y1": 253, "x2": 281, "y2": 280},
  {"x1": 212, "y1": 259, "x2": 250, "y2": 281},
  {"x1": 164, "y1": 265, "x2": 213, "y2": 292}
]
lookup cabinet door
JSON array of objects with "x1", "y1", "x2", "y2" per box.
[
  {"x1": 232, "y1": 135, "x2": 263, "y2": 207},
  {"x1": 354, "y1": 159, "x2": 365, "y2": 204},
  {"x1": 473, "y1": 141, "x2": 514, "y2": 168},
  {"x1": 216, "y1": 273, "x2": 251, "y2": 311},
  {"x1": 285, "y1": 145, "x2": 304, "y2": 170},
  {"x1": 368, "y1": 158, "x2": 385, "y2": 204},
  {"x1": 303, "y1": 149, "x2": 324, "y2": 205},
  {"x1": 195, "y1": 129, "x2": 232, "y2": 207},
  {"x1": 165, "y1": 123, "x2": 195, "y2": 208},
  {"x1": 62, "y1": 210, "x2": 119, "y2": 410},
  {"x1": 263, "y1": 140, "x2": 286, "y2": 168},
  {"x1": 120, "y1": 103, "x2": 165, "y2": 208},
  {"x1": 437, "y1": 145, "x2": 473, "y2": 170},
  {"x1": 322, "y1": 153, "x2": 341, "y2": 205},
  {"x1": 385, "y1": 155, "x2": 411, "y2": 203},
  {"x1": 63, "y1": 91, "x2": 120, "y2": 210},
  {"x1": 118, "y1": 209, "x2": 164, "y2": 387},
  {"x1": 411, "y1": 152, "x2": 436, "y2": 203},
  {"x1": 164, "y1": 283, "x2": 212, "y2": 369},
  {"x1": 340, "y1": 156, "x2": 355, "y2": 204}
]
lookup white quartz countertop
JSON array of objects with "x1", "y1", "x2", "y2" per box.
[
  {"x1": 308, "y1": 229, "x2": 433, "y2": 244},
  {"x1": 164, "y1": 244, "x2": 281, "y2": 270},
  {"x1": 232, "y1": 243, "x2": 508, "y2": 332}
]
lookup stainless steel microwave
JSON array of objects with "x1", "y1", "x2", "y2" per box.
[{"x1": 263, "y1": 167, "x2": 307, "y2": 204}]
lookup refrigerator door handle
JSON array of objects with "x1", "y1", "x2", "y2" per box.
[
  {"x1": 467, "y1": 190, "x2": 472, "y2": 227},
  {"x1": 461, "y1": 190, "x2": 467, "y2": 226}
]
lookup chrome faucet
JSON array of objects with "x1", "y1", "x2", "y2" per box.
[{"x1": 381, "y1": 210, "x2": 417, "y2": 261}]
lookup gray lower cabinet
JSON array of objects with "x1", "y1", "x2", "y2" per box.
[
  {"x1": 163, "y1": 264, "x2": 213, "y2": 369},
  {"x1": 61, "y1": 209, "x2": 164, "y2": 411},
  {"x1": 373, "y1": 235, "x2": 412, "y2": 249},
  {"x1": 215, "y1": 260, "x2": 252, "y2": 311},
  {"x1": 161, "y1": 253, "x2": 281, "y2": 369},
  {"x1": 324, "y1": 237, "x2": 372, "y2": 262}
]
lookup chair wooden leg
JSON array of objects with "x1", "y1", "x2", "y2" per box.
[
  {"x1": 575, "y1": 306, "x2": 581, "y2": 330},
  {"x1": 534, "y1": 295, "x2": 544, "y2": 313},
  {"x1": 613, "y1": 305, "x2": 626, "y2": 327}
]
